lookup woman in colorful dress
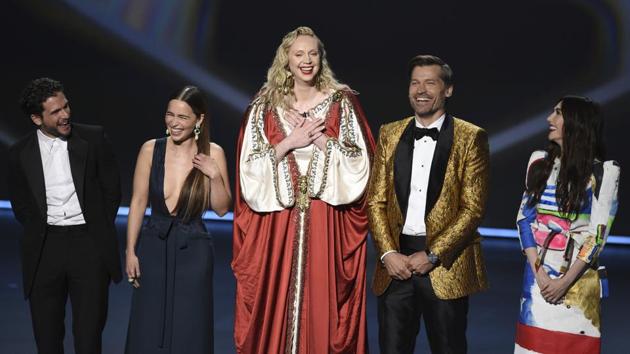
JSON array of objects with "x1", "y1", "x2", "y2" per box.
[
  {"x1": 125, "y1": 86, "x2": 232, "y2": 354},
  {"x1": 514, "y1": 95, "x2": 620, "y2": 353},
  {"x1": 232, "y1": 26, "x2": 375, "y2": 353}
]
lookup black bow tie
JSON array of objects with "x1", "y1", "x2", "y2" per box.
[{"x1": 414, "y1": 127, "x2": 439, "y2": 141}]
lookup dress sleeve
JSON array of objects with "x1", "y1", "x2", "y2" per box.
[
  {"x1": 307, "y1": 96, "x2": 370, "y2": 205},
  {"x1": 576, "y1": 160, "x2": 620, "y2": 264},
  {"x1": 516, "y1": 150, "x2": 547, "y2": 250},
  {"x1": 239, "y1": 101, "x2": 295, "y2": 212}
]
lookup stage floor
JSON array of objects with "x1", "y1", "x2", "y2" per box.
[{"x1": 1, "y1": 209, "x2": 628, "y2": 353}]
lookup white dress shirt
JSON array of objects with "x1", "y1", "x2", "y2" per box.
[
  {"x1": 382, "y1": 114, "x2": 444, "y2": 261},
  {"x1": 37, "y1": 130, "x2": 85, "y2": 225},
  {"x1": 402, "y1": 114, "x2": 445, "y2": 235}
]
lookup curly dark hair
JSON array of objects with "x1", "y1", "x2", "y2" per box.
[
  {"x1": 19, "y1": 78, "x2": 64, "y2": 116},
  {"x1": 526, "y1": 95, "x2": 605, "y2": 217}
]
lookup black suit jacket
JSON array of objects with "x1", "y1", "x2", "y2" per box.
[{"x1": 8, "y1": 123, "x2": 122, "y2": 298}]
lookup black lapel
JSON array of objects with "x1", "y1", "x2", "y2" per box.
[
  {"x1": 67, "y1": 127, "x2": 88, "y2": 211},
  {"x1": 394, "y1": 119, "x2": 416, "y2": 221},
  {"x1": 20, "y1": 132, "x2": 47, "y2": 217},
  {"x1": 425, "y1": 114, "x2": 454, "y2": 218}
]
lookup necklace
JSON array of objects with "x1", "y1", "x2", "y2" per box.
[{"x1": 294, "y1": 94, "x2": 333, "y2": 118}]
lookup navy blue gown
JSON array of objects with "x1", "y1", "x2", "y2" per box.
[{"x1": 126, "y1": 138, "x2": 214, "y2": 354}]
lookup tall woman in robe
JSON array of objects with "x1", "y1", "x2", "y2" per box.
[
  {"x1": 232, "y1": 26, "x2": 375, "y2": 354},
  {"x1": 125, "y1": 86, "x2": 232, "y2": 354},
  {"x1": 514, "y1": 96, "x2": 620, "y2": 354}
]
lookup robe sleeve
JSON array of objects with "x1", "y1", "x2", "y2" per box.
[
  {"x1": 577, "y1": 160, "x2": 620, "y2": 264},
  {"x1": 239, "y1": 101, "x2": 295, "y2": 212},
  {"x1": 307, "y1": 96, "x2": 370, "y2": 205}
]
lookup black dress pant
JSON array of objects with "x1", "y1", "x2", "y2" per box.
[
  {"x1": 28, "y1": 225, "x2": 110, "y2": 354},
  {"x1": 378, "y1": 235, "x2": 469, "y2": 354}
]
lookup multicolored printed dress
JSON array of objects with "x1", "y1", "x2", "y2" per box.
[{"x1": 515, "y1": 150, "x2": 620, "y2": 354}]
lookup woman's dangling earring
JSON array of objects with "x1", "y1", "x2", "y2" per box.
[
  {"x1": 283, "y1": 71, "x2": 293, "y2": 95},
  {"x1": 315, "y1": 73, "x2": 324, "y2": 90},
  {"x1": 165, "y1": 128, "x2": 170, "y2": 136},
  {"x1": 194, "y1": 124, "x2": 201, "y2": 141}
]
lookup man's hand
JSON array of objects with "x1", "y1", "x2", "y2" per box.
[
  {"x1": 383, "y1": 252, "x2": 412, "y2": 280},
  {"x1": 407, "y1": 251, "x2": 435, "y2": 275}
]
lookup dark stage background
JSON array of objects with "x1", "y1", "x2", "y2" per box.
[
  {"x1": 1, "y1": 0, "x2": 628, "y2": 236},
  {"x1": 0, "y1": 0, "x2": 628, "y2": 230}
]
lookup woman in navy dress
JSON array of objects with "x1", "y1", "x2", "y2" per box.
[{"x1": 125, "y1": 86, "x2": 232, "y2": 354}]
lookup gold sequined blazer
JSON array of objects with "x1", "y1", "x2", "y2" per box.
[{"x1": 367, "y1": 115, "x2": 489, "y2": 299}]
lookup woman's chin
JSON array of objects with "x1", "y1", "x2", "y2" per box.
[{"x1": 170, "y1": 134, "x2": 193, "y2": 143}]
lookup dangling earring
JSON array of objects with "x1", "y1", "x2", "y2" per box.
[
  {"x1": 194, "y1": 124, "x2": 201, "y2": 141},
  {"x1": 315, "y1": 73, "x2": 324, "y2": 90},
  {"x1": 282, "y1": 71, "x2": 293, "y2": 95},
  {"x1": 165, "y1": 128, "x2": 170, "y2": 136}
]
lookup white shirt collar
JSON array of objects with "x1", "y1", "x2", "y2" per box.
[
  {"x1": 415, "y1": 113, "x2": 446, "y2": 131},
  {"x1": 37, "y1": 129, "x2": 56, "y2": 144},
  {"x1": 37, "y1": 129, "x2": 67, "y2": 151}
]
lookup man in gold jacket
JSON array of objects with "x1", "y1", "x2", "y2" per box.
[{"x1": 367, "y1": 55, "x2": 489, "y2": 354}]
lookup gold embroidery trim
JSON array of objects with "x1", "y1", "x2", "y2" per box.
[
  {"x1": 245, "y1": 101, "x2": 295, "y2": 208},
  {"x1": 285, "y1": 175, "x2": 311, "y2": 354},
  {"x1": 307, "y1": 97, "x2": 363, "y2": 199}
]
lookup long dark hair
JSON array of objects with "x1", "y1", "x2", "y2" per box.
[
  {"x1": 526, "y1": 95, "x2": 605, "y2": 217},
  {"x1": 171, "y1": 86, "x2": 211, "y2": 221}
]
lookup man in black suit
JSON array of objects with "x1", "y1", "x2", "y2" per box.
[{"x1": 8, "y1": 78, "x2": 122, "y2": 354}]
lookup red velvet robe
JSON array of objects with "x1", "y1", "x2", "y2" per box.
[{"x1": 233, "y1": 91, "x2": 375, "y2": 353}]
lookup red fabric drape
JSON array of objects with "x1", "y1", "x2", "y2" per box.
[{"x1": 232, "y1": 92, "x2": 375, "y2": 354}]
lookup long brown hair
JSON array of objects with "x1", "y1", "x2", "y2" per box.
[
  {"x1": 526, "y1": 95, "x2": 605, "y2": 217},
  {"x1": 171, "y1": 86, "x2": 211, "y2": 221}
]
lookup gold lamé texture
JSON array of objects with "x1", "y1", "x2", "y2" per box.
[{"x1": 367, "y1": 117, "x2": 490, "y2": 300}]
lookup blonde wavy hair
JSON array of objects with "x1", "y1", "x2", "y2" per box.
[{"x1": 259, "y1": 26, "x2": 348, "y2": 109}]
